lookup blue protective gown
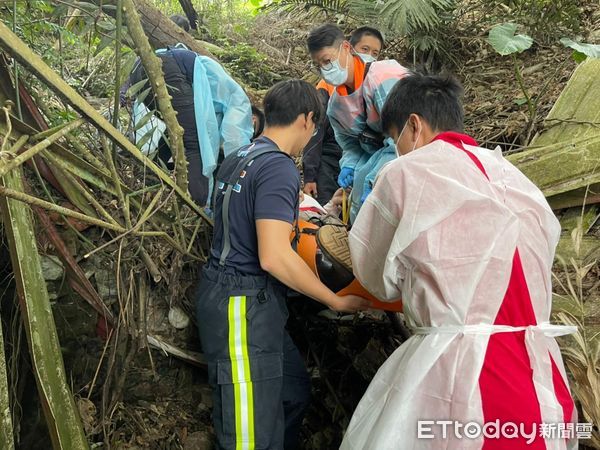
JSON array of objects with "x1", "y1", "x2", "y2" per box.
[
  {"x1": 327, "y1": 58, "x2": 410, "y2": 221},
  {"x1": 132, "y1": 46, "x2": 253, "y2": 205}
]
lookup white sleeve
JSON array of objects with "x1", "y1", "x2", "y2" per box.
[{"x1": 349, "y1": 164, "x2": 405, "y2": 301}]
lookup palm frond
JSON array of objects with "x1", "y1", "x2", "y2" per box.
[
  {"x1": 348, "y1": 0, "x2": 454, "y2": 36},
  {"x1": 261, "y1": 0, "x2": 350, "y2": 20}
]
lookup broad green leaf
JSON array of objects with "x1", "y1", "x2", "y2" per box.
[
  {"x1": 488, "y1": 23, "x2": 533, "y2": 56},
  {"x1": 94, "y1": 33, "x2": 115, "y2": 56},
  {"x1": 572, "y1": 51, "x2": 587, "y2": 64},
  {"x1": 560, "y1": 38, "x2": 600, "y2": 60},
  {"x1": 514, "y1": 97, "x2": 528, "y2": 106},
  {"x1": 73, "y1": 1, "x2": 98, "y2": 12}
]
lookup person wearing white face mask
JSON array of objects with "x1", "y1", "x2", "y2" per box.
[
  {"x1": 349, "y1": 26, "x2": 384, "y2": 63},
  {"x1": 342, "y1": 73, "x2": 577, "y2": 450},
  {"x1": 306, "y1": 24, "x2": 409, "y2": 223},
  {"x1": 302, "y1": 26, "x2": 385, "y2": 208}
]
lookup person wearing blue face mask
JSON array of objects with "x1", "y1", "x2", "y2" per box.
[
  {"x1": 302, "y1": 26, "x2": 384, "y2": 208},
  {"x1": 307, "y1": 24, "x2": 410, "y2": 223}
]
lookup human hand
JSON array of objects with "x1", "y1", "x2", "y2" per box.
[
  {"x1": 303, "y1": 182, "x2": 318, "y2": 198},
  {"x1": 338, "y1": 167, "x2": 354, "y2": 188},
  {"x1": 329, "y1": 294, "x2": 371, "y2": 313},
  {"x1": 329, "y1": 188, "x2": 344, "y2": 208}
]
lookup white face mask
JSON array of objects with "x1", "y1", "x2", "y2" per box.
[
  {"x1": 357, "y1": 53, "x2": 376, "y2": 64},
  {"x1": 320, "y1": 44, "x2": 349, "y2": 86},
  {"x1": 395, "y1": 119, "x2": 421, "y2": 157}
]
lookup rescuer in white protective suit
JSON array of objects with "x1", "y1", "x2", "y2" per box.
[{"x1": 341, "y1": 72, "x2": 577, "y2": 450}]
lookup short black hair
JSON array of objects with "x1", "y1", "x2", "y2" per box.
[
  {"x1": 263, "y1": 80, "x2": 323, "y2": 128},
  {"x1": 307, "y1": 24, "x2": 345, "y2": 54},
  {"x1": 381, "y1": 73, "x2": 464, "y2": 135},
  {"x1": 170, "y1": 14, "x2": 190, "y2": 32},
  {"x1": 251, "y1": 105, "x2": 265, "y2": 139},
  {"x1": 350, "y1": 26, "x2": 384, "y2": 49}
]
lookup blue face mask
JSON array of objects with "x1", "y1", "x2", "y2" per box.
[
  {"x1": 320, "y1": 44, "x2": 349, "y2": 86},
  {"x1": 358, "y1": 53, "x2": 376, "y2": 63}
]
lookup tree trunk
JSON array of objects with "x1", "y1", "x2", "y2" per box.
[
  {"x1": 95, "y1": 0, "x2": 212, "y2": 56},
  {"x1": 132, "y1": 0, "x2": 211, "y2": 57},
  {"x1": 178, "y1": 0, "x2": 198, "y2": 30}
]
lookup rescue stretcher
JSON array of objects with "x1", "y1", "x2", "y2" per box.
[{"x1": 292, "y1": 196, "x2": 402, "y2": 313}]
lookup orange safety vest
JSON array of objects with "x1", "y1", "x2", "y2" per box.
[{"x1": 316, "y1": 55, "x2": 366, "y2": 97}]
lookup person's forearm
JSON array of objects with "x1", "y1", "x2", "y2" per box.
[{"x1": 262, "y1": 247, "x2": 337, "y2": 307}]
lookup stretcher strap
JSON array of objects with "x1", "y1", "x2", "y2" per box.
[
  {"x1": 341, "y1": 189, "x2": 350, "y2": 225},
  {"x1": 411, "y1": 322, "x2": 577, "y2": 336}
]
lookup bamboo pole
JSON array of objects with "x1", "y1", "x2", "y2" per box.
[
  {"x1": 0, "y1": 118, "x2": 84, "y2": 178},
  {"x1": 0, "y1": 313, "x2": 15, "y2": 450},
  {"x1": 0, "y1": 184, "x2": 126, "y2": 232},
  {"x1": 121, "y1": 0, "x2": 189, "y2": 193},
  {"x1": 0, "y1": 165, "x2": 89, "y2": 449},
  {"x1": 0, "y1": 21, "x2": 211, "y2": 225}
]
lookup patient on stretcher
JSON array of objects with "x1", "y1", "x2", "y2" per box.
[{"x1": 296, "y1": 190, "x2": 402, "y2": 312}]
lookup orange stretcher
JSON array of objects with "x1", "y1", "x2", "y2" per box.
[{"x1": 292, "y1": 220, "x2": 402, "y2": 312}]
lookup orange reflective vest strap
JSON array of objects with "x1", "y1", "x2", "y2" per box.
[
  {"x1": 316, "y1": 79, "x2": 335, "y2": 97},
  {"x1": 335, "y1": 55, "x2": 366, "y2": 97}
]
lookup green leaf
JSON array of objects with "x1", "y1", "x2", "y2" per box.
[
  {"x1": 560, "y1": 38, "x2": 600, "y2": 60},
  {"x1": 94, "y1": 33, "x2": 115, "y2": 56},
  {"x1": 349, "y1": 0, "x2": 453, "y2": 35},
  {"x1": 133, "y1": 109, "x2": 156, "y2": 131},
  {"x1": 488, "y1": 23, "x2": 533, "y2": 56},
  {"x1": 127, "y1": 78, "x2": 149, "y2": 98},
  {"x1": 136, "y1": 130, "x2": 155, "y2": 150},
  {"x1": 571, "y1": 51, "x2": 587, "y2": 63},
  {"x1": 514, "y1": 97, "x2": 528, "y2": 106},
  {"x1": 136, "y1": 87, "x2": 153, "y2": 105}
]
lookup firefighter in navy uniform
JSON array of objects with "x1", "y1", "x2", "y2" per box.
[{"x1": 196, "y1": 80, "x2": 369, "y2": 450}]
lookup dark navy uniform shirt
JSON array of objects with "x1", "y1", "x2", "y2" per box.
[{"x1": 208, "y1": 136, "x2": 300, "y2": 275}]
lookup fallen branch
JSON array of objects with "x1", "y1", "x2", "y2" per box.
[
  {"x1": 0, "y1": 311, "x2": 15, "y2": 450},
  {"x1": 0, "y1": 21, "x2": 212, "y2": 226},
  {"x1": 0, "y1": 118, "x2": 84, "y2": 178},
  {"x1": 122, "y1": 0, "x2": 188, "y2": 192},
  {"x1": 146, "y1": 335, "x2": 206, "y2": 368},
  {"x1": 0, "y1": 163, "x2": 88, "y2": 449}
]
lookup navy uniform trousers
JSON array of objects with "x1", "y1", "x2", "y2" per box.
[{"x1": 196, "y1": 265, "x2": 311, "y2": 449}]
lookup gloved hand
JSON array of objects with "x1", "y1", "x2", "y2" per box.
[
  {"x1": 338, "y1": 167, "x2": 355, "y2": 188},
  {"x1": 360, "y1": 184, "x2": 372, "y2": 204}
]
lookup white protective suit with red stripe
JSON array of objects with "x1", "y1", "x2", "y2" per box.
[{"x1": 342, "y1": 132, "x2": 577, "y2": 450}]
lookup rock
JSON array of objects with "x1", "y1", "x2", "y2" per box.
[
  {"x1": 41, "y1": 254, "x2": 64, "y2": 281},
  {"x1": 76, "y1": 397, "x2": 97, "y2": 435},
  {"x1": 168, "y1": 306, "x2": 190, "y2": 329},
  {"x1": 198, "y1": 385, "x2": 213, "y2": 409},
  {"x1": 184, "y1": 431, "x2": 213, "y2": 450}
]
